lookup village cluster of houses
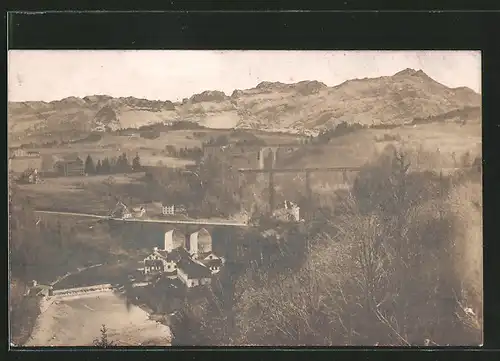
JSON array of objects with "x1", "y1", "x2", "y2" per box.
[
  {"x1": 110, "y1": 201, "x2": 187, "y2": 220},
  {"x1": 141, "y1": 228, "x2": 224, "y2": 288},
  {"x1": 9, "y1": 147, "x2": 85, "y2": 183}
]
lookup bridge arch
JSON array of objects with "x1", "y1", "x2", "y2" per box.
[
  {"x1": 259, "y1": 147, "x2": 277, "y2": 169},
  {"x1": 189, "y1": 228, "x2": 212, "y2": 254},
  {"x1": 164, "y1": 228, "x2": 185, "y2": 252}
]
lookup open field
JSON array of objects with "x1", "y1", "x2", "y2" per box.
[
  {"x1": 18, "y1": 173, "x2": 147, "y2": 213},
  {"x1": 24, "y1": 292, "x2": 171, "y2": 346}
]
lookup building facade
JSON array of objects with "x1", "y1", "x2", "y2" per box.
[
  {"x1": 54, "y1": 156, "x2": 85, "y2": 176},
  {"x1": 142, "y1": 228, "x2": 224, "y2": 287},
  {"x1": 162, "y1": 205, "x2": 175, "y2": 215},
  {"x1": 18, "y1": 168, "x2": 41, "y2": 184}
]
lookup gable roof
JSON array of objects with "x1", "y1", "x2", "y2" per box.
[
  {"x1": 156, "y1": 250, "x2": 169, "y2": 258},
  {"x1": 169, "y1": 247, "x2": 191, "y2": 261},
  {"x1": 202, "y1": 258, "x2": 223, "y2": 268},
  {"x1": 153, "y1": 246, "x2": 190, "y2": 262},
  {"x1": 177, "y1": 259, "x2": 212, "y2": 279},
  {"x1": 198, "y1": 251, "x2": 219, "y2": 260},
  {"x1": 54, "y1": 154, "x2": 83, "y2": 164},
  {"x1": 144, "y1": 259, "x2": 164, "y2": 268}
]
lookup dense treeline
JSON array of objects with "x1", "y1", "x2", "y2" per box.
[
  {"x1": 144, "y1": 154, "x2": 240, "y2": 218},
  {"x1": 164, "y1": 145, "x2": 203, "y2": 161},
  {"x1": 167, "y1": 145, "x2": 482, "y2": 346},
  {"x1": 84, "y1": 153, "x2": 142, "y2": 175}
]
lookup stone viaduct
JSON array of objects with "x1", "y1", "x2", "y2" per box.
[{"x1": 203, "y1": 143, "x2": 328, "y2": 170}]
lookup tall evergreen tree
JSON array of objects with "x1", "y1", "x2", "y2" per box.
[
  {"x1": 101, "y1": 158, "x2": 111, "y2": 173},
  {"x1": 110, "y1": 156, "x2": 118, "y2": 172},
  {"x1": 117, "y1": 152, "x2": 130, "y2": 172},
  {"x1": 132, "y1": 153, "x2": 142, "y2": 172},
  {"x1": 84, "y1": 155, "x2": 96, "y2": 174},
  {"x1": 93, "y1": 324, "x2": 115, "y2": 348},
  {"x1": 95, "y1": 159, "x2": 102, "y2": 174}
]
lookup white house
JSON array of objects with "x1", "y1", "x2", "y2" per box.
[
  {"x1": 142, "y1": 227, "x2": 224, "y2": 286},
  {"x1": 162, "y1": 205, "x2": 175, "y2": 215},
  {"x1": 143, "y1": 247, "x2": 169, "y2": 275},
  {"x1": 194, "y1": 252, "x2": 224, "y2": 274},
  {"x1": 177, "y1": 259, "x2": 213, "y2": 288}
]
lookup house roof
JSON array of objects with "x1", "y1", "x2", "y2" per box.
[
  {"x1": 176, "y1": 247, "x2": 192, "y2": 260},
  {"x1": 155, "y1": 246, "x2": 190, "y2": 262},
  {"x1": 164, "y1": 270, "x2": 178, "y2": 277},
  {"x1": 198, "y1": 252, "x2": 217, "y2": 260},
  {"x1": 54, "y1": 154, "x2": 83, "y2": 164},
  {"x1": 144, "y1": 259, "x2": 164, "y2": 268},
  {"x1": 156, "y1": 250, "x2": 169, "y2": 258},
  {"x1": 177, "y1": 259, "x2": 212, "y2": 279},
  {"x1": 202, "y1": 258, "x2": 223, "y2": 268}
]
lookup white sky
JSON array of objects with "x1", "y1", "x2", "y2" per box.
[{"x1": 8, "y1": 50, "x2": 481, "y2": 102}]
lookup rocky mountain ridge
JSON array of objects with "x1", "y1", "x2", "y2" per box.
[{"x1": 8, "y1": 68, "x2": 481, "y2": 140}]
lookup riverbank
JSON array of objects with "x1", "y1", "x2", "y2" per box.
[
  {"x1": 24, "y1": 292, "x2": 171, "y2": 346},
  {"x1": 10, "y1": 295, "x2": 41, "y2": 347}
]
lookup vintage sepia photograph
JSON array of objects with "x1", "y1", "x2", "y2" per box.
[{"x1": 8, "y1": 50, "x2": 482, "y2": 347}]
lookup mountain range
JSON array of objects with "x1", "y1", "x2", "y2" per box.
[{"x1": 8, "y1": 68, "x2": 481, "y2": 142}]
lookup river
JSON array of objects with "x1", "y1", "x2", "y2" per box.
[{"x1": 24, "y1": 291, "x2": 171, "y2": 346}]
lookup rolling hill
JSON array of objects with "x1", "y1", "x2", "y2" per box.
[{"x1": 8, "y1": 68, "x2": 481, "y2": 143}]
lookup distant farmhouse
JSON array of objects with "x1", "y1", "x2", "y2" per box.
[
  {"x1": 142, "y1": 228, "x2": 224, "y2": 288},
  {"x1": 7, "y1": 148, "x2": 86, "y2": 179},
  {"x1": 9, "y1": 147, "x2": 41, "y2": 159},
  {"x1": 8, "y1": 147, "x2": 43, "y2": 175},
  {"x1": 18, "y1": 168, "x2": 41, "y2": 184},
  {"x1": 162, "y1": 205, "x2": 175, "y2": 216},
  {"x1": 161, "y1": 204, "x2": 187, "y2": 216},
  {"x1": 148, "y1": 202, "x2": 187, "y2": 217},
  {"x1": 53, "y1": 155, "x2": 85, "y2": 177}
]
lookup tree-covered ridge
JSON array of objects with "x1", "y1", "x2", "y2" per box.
[{"x1": 167, "y1": 146, "x2": 482, "y2": 346}]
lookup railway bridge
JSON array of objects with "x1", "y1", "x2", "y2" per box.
[
  {"x1": 238, "y1": 166, "x2": 362, "y2": 214},
  {"x1": 203, "y1": 143, "x2": 337, "y2": 170}
]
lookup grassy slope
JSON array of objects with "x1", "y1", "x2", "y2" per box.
[{"x1": 282, "y1": 122, "x2": 481, "y2": 170}]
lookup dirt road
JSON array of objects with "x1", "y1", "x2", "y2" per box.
[{"x1": 24, "y1": 292, "x2": 171, "y2": 346}]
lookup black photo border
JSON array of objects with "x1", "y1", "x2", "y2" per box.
[{"x1": 4, "y1": 7, "x2": 500, "y2": 361}]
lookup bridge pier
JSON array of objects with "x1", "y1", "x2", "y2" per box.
[
  {"x1": 268, "y1": 171, "x2": 275, "y2": 214},
  {"x1": 305, "y1": 170, "x2": 312, "y2": 203}
]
